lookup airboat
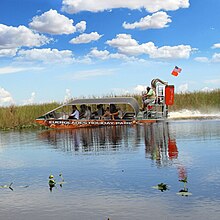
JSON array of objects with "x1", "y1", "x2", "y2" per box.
[{"x1": 36, "y1": 79, "x2": 174, "y2": 129}]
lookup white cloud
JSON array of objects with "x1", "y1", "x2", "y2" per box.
[
  {"x1": 134, "y1": 85, "x2": 146, "y2": 93},
  {"x1": 87, "y1": 47, "x2": 144, "y2": 62},
  {"x1": 76, "y1": 21, "x2": 87, "y2": 33},
  {"x1": 69, "y1": 32, "x2": 103, "y2": 44},
  {"x1": 123, "y1": 11, "x2": 171, "y2": 30},
  {"x1": 0, "y1": 48, "x2": 17, "y2": 57},
  {"x1": 195, "y1": 54, "x2": 220, "y2": 63},
  {"x1": 106, "y1": 34, "x2": 194, "y2": 59},
  {"x1": 0, "y1": 24, "x2": 50, "y2": 49},
  {"x1": 64, "y1": 89, "x2": 72, "y2": 103},
  {"x1": 178, "y1": 83, "x2": 188, "y2": 93},
  {"x1": 201, "y1": 87, "x2": 214, "y2": 92},
  {"x1": 88, "y1": 48, "x2": 110, "y2": 60},
  {"x1": 29, "y1": 9, "x2": 76, "y2": 35},
  {"x1": 106, "y1": 34, "x2": 138, "y2": 48},
  {"x1": 109, "y1": 53, "x2": 134, "y2": 61},
  {"x1": 204, "y1": 79, "x2": 220, "y2": 85},
  {"x1": 62, "y1": 0, "x2": 190, "y2": 13},
  {"x1": 116, "y1": 42, "x2": 153, "y2": 56},
  {"x1": 0, "y1": 66, "x2": 30, "y2": 75},
  {"x1": 17, "y1": 48, "x2": 74, "y2": 63},
  {"x1": 194, "y1": 57, "x2": 209, "y2": 63},
  {"x1": 0, "y1": 87, "x2": 14, "y2": 105},
  {"x1": 72, "y1": 69, "x2": 115, "y2": 80},
  {"x1": 212, "y1": 43, "x2": 220, "y2": 49},
  {"x1": 211, "y1": 53, "x2": 220, "y2": 62},
  {"x1": 23, "y1": 92, "x2": 36, "y2": 105},
  {"x1": 149, "y1": 45, "x2": 193, "y2": 59},
  {"x1": 109, "y1": 84, "x2": 147, "y2": 95},
  {"x1": 110, "y1": 88, "x2": 130, "y2": 95}
]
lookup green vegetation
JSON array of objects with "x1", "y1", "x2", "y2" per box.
[
  {"x1": 0, "y1": 102, "x2": 59, "y2": 130},
  {"x1": 169, "y1": 89, "x2": 220, "y2": 112},
  {"x1": 0, "y1": 89, "x2": 219, "y2": 130}
]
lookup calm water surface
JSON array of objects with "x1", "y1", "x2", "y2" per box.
[{"x1": 0, "y1": 120, "x2": 220, "y2": 220}]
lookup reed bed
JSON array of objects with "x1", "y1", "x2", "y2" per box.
[
  {"x1": 170, "y1": 89, "x2": 220, "y2": 112},
  {"x1": 0, "y1": 102, "x2": 59, "y2": 130},
  {"x1": 0, "y1": 90, "x2": 219, "y2": 130}
]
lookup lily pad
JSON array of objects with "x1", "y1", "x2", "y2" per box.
[
  {"x1": 176, "y1": 191, "x2": 192, "y2": 196},
  {"x1": 152, "y1": 183, "x2": 169, "y2": 192}
]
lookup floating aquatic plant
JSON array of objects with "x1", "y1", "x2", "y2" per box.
[
  {"x1": 48, "y1": 174, "x2": 56, "y2": 191},
  {"x1": 152, "y1": 183, "x2": 169, "y2": 192},
  {"x1": 0, "y1": 182, "x2": 13, "y2": 191},
  {"x1": 48, "y1": 173, "x2": 66, "y2": 191},
  {"x1": 177, "y1": 177, "x2": 192, "y2": 196},
  {"x1": 179, "y1": 177, "x2": 187, "y2": 183},
  {"x1": 176, "y1": 189, "x2": 192, "y2": 196},
  {"x1": 58, "y1": 173, "x2": 66, "y2": 187}
]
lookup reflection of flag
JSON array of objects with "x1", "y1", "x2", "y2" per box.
[
  {"x1": 168, "y1": 138, "x2": 178, "y2": 159},
  {"x1": 178, "y1": 166, "x2": 187, "y2": 180},
  {"x1": 171, "y1": 66, "x2": 182, "y2": 76}
]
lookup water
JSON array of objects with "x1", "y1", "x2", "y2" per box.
[
  {"x1": 0, "y1": 120, "x2": 220, "y2": 220},
  {"x1": 169, "y1": 109, "x2": 220, "y2": 119}
]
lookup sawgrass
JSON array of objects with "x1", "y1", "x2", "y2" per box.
[
  {"x1": 170, "y1": 89, "x2": 220, "y2": 112},
  {"x1": 0, "y1": 89, "x2": 219, "y2": 130},
  {"x1": 0, "y1": 103, "x2": 59, "y2": 130}
]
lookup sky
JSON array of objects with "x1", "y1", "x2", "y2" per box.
[{"x1": 0, "y1": 0, "x2": 220, "y2": 106}]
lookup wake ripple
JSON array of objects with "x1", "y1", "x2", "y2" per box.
[{"x1": 169, "y1": 109, "x2": 220, "y2": 120}]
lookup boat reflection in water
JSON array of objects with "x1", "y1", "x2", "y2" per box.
[
  {"x1": 143, "y1": 123, "x2": 190, "y2": 195},
  {"x1": 38, "y1": 125, "x2": 143, "y2": 153},
  {"x1": 39, "y1": 122, "x2": 178, "y2": 163},
  {"x1": 2, "y1": 121, "x2": 219, "y2": 220},
  {"x1": 143, "y1": 122, "x2": 178, "y2": 166},
  {"x1": 39, "y1": 123, "x2": 188, "y2": 191}
]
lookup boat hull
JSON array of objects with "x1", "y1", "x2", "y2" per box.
[{"x1": 36, "y1": 118, "x2": 161, "y2": 129}]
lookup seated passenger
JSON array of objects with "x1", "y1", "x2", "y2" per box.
[
  {"x1": 142, "y1": 86, "x2": 156, "y2": 110},
  {"x1": 81, "y1": 106, "x2": 91, "y2": 120},
  {"x1": 101, "y1": 107, "x2": 111, "y2": 119},
  {"x1": 68, "y1": 105, "x2": 79, "y2": 119},
  {"x1": 97, "y1": 104, "x2": 104, "y2": 117},
  {"x1": 92, "y1": 104, "x2": 104, "y2": 119},
  {"x1": 87, "y1": 106, "x2": 92, "y2": 119},
  {"x1": 79, "y1": 104, "x2": 86, "y2": 119},
  {"x1": 110, "y1": 104, "x2": 119, "y2": 120},
  {"x1": 117, "y1": 107, "x2": 123, "y2": 119}
]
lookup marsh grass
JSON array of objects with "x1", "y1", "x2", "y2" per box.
[
  {"x1": 0, "y1": 90, "x2": 219, "y2": 130},
  {"x1": 170, "y1": 89, "x2": 220, "y2": 112},
  {"x1": 0, "y1": 103, "x2": 59, "y2": 130}
]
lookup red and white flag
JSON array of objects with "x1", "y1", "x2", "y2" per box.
[{"x1": 171, "y1": 66, "x2": 182, "y2": 76}]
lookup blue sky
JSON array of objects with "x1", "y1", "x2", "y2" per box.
[{"x1": 0, "y1": 0, "x2": 220, "y2": 105}]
